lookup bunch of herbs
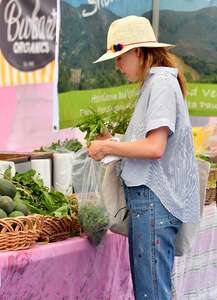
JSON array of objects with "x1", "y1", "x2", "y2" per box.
[
  {"x1": 79, "y1": 201, "x2": 109, "y2": 245},
  {"x1": 75, "y1": 107, "x2": 109, "y2": 144}
]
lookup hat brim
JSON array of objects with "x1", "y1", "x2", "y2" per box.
[{"x1": 94, "y1": 42, "x2": 175, "y2": 64}]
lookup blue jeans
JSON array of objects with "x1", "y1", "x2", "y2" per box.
[{"x1": 124, "y1": 185, "x2": 182, "y2": 300}]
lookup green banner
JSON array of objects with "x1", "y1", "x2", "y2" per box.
[
  {"x1": 59, "y1": 84, "x2": 139, "y2": 128},
  {"x1": 59, "y1": 82, "x2": 217, "y2": 128},
  {"x1": 187, "y1": 83, "x2": 217, "y2": 117}
]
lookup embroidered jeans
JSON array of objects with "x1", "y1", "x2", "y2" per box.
[{"x1": 124, "y1": 184, "x2": 182, "y2": 300}]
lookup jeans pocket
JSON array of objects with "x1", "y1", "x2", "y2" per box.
[{"x1": 168, "y1": 214, "x2": 182, "y2": 225}]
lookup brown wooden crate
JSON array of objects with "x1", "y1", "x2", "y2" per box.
[{"x1": 0, "y1": 151, "x2": 53, "y2": 162}]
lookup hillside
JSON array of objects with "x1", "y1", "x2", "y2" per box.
[
  {"x1": 58, "y1": 2, "x2": 127, "y2": 92},
  {"x1": 58, "y1": 3, "x2": 217, "y2": 92},
  {"x1": 173, "y1": 55, "x2": 200, "y2": 81},
  {"x1": 159, "y1": 7, "x2": 217, "y2": 81}
]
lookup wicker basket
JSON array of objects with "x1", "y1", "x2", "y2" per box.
[
  {"x1": 0, "y1": 214, "x2": 44, "y2": 251},
  {"x1": 38, "y1": 215, "x2": 80, "y2": 243},
  {"x1": 205, "y1": 168, "x2": 217, "y2": 205},
  {"x1": 205, "y1": 187, "x2": 217, "y2": 205},
  {"x1": 38, "y1": 194, "x2": 81, "y2": 243}
]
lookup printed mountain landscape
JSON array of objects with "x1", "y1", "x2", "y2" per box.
[{"x1": 58, "y1": 1, "x2": 217, "y2": 92}]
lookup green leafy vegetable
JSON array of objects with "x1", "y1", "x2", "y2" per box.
[
  {"x1": 76, "y1": 107, "x2": 109, "y2": 144},
  {"x1": 7, "y1": 169, "x2": 71, "y2": 218},
  {"x1": 76, "y1": 102, "x2": 135, "y2": 144},
  {"x1": 79, "y1": 202, "x2": 109, "y2": 245},
  {"x1": 35, "y1": 138, "x2": 82, "y2": 153},
  {"x1": 106, "y1": 104, "x2": 134, "y2": 135}
]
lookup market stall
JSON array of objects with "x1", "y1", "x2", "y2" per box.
[
  {"x1": 0, "y1": 1, "x2": 217, "y2": 299},
  {"x1": 172, "y1": 203, "x2": 217, "y2": 299},
  {"x1": 0, "y1": 232, "x2": 134, "y2": 300},
  {"x1": 0, "y1": 130, "x2": 216, "y2": 299},
  {"x1": 0, "y1": 203, "x2": 217, "y2": 300}
]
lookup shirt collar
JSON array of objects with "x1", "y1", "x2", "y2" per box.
[{"x1": 149, "y1": 67, "x2": 178, "y2": 77}]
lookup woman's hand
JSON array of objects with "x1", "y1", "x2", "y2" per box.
[
  {"x1": 88, "y1": 132, "x2": 112, "y2": 160},
  {"x1": 95, "y1": 132, "x2": 112, "y2": 140},
  {"x1": 88, "y1": 140, "x2": 107, "y2": 160},
  {"x1": 89, "y1": 127, "x2": 169, "y2": 160}
]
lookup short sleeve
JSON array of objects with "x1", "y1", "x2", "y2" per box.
[{"x1": 145, "y1": 77, "x2": 177, "y2": 137}]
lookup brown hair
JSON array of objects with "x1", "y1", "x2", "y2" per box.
[{"x1": 139, "y1": 48, "x2": 187, "y2": 98}]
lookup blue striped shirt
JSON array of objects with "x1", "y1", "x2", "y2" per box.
[{"x1": 121, "y1": 67, "x2": 200, "y2": 223}]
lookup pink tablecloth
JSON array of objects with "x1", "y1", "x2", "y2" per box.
[
  {"x1": 0, "y1": 232, "x2": 134, "y2": 300},
  {"x1": 0, "y1": 205, "x2": 217, "y2": 300},
  {"x1": 172, "y1": 204, "x2": 217, "y2": 299}
]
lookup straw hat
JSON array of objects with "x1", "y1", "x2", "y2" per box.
[{"x1": 94, "y1": 15, "x2": 175, "y2": 63}]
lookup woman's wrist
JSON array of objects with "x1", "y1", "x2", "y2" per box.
[{"x1": 102, "y1": 140, "x2": 115, "y2": 156}]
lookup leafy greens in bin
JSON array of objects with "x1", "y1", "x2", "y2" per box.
[
  {"x1": 10, "y1": 169, "x2": 71, "y2": 218},
  {"x1": 35, "y1": 138, "x2": 82, "y2": 153}
]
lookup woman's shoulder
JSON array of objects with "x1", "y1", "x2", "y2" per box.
[
  {"x1": 146, "y1": 67, "x2": 181, "y2": 94},
  {"x1": 149, "y1": 67, "x2": 178, "y2": 83}
]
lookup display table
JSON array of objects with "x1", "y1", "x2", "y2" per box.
[
  {"x1": 0, "y1": 204, "x2": 216, "y2": 300},
  {"x1": 172, "y1": 203, "x2": 217, "y2": 299},
  {"x1": 0, "y1": 232, "x2": 134, "y2": 300}
]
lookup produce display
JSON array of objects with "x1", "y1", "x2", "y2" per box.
[
  {"x1": 0, "y1": 178, "x2": 30, "y2": 218},
  {"x1": 0, "y1": 101, "x2": 133, "y2": 249},
  {"x1": 13, "y1": 171, "x2": 71, "y2": 217},
  {"x1": 35, "y1": 138, "x2": 82, "y2": 153},
  {"x1": 1, "y1": 168, "x2": 72, "y2": 218}
]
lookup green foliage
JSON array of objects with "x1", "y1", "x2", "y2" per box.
[
  {"x1": 10, "y1": 169, "x2": 71, "y2": 218},
  {"x1": 182, "y1": 55, "x2": 217, "y2": 82},
  {"x1": 36, "y1": 138, "x2": 82, "y2": 153},
  {"x1": 62, "y1": 138, "x2": 82, "y2": 152},
  {"x1": 106, "y1": 103, "x2": 134, "y2": 135},
  {"x1": 79, "y1": 202, "x2": 109, "y2": 245},
  {"x1": 76, "y1": 107, "x2": 109, "y2": 144},
  {"x1": 76, "y1": 102, "x2": 135, "y2": 143}
]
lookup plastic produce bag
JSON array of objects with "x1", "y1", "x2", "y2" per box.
[{"x1": 71, "y1": 149, "x2": 109, "y2": 245}]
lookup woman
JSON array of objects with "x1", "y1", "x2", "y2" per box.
[{"x1": 88, "y1": 16, "x2": 200, "y2": 300}]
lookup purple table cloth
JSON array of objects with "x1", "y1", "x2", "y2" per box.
[
  {"x1": 172, "y1": 203, "x2": 217, "y2": 299},
  {"x1": 0, "y1": 232, "x2": 134, "y2": 300},
  {"x1": 0, "y1": 205, "x2": 217, "y2": 300}
]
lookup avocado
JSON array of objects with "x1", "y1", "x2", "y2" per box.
[
  {"x1": 0, "y1": 196, "x2": 15, "y2": 214},
  {"x1": 0, "y1": 178, "x2": 17, "y2": 198},
  {"x1": 9, "y1": 211, "x2": 25, "y2": 217},
  {"x1": 0, "y1": 208, "x2": 7, "y2": 218},
  {"x1": 14, "y1": 203, "x2": 30, "y2": 216}
]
